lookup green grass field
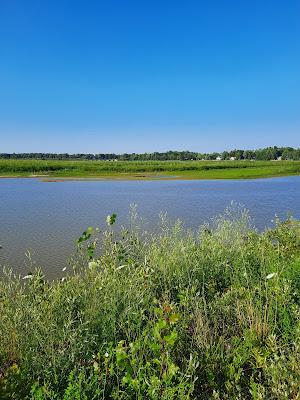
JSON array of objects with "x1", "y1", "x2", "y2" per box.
[
  {"x1": 1, "y1": 159, "x2": 300, "y2": 180},
  {"x1": 1, "y1": 207, "x2": 300, "y2": 398}
]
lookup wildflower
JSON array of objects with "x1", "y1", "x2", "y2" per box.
[
  {"x1": 266, "y1": 272, "x2": 277, "y2": 280},
  {"x1": 106, "y1": 213, "x2": 117, "y2": 226},
  {"x1": 88, "y1": 261, "x2": 98, "y2": 269},
  {"x1": 22, "y1": 274, "x2": 33, "y2": 280}
]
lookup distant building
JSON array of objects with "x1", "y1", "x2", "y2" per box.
[
  {"x1": 230, "y1": 157, "x2": 236, "y2": 161},
  {"x1": 216, "y1": 156, "x2": 222, "y2": 161}
]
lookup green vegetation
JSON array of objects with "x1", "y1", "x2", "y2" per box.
[
  {"x1": 1, "y1": 159, "x2": 300, "y2": 180},
  {"x1": 1, "y1": 146, "x2": 300, "y2": 161},
  {"x1": 1, "y1": 206, "x2": 300, "y2": 398}
]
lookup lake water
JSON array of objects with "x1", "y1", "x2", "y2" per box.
[{"x1": 1, "y1": 177, "x2": 300, "y2": 278}]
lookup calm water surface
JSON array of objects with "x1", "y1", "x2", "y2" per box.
[{"x1": 1, "y1": 177, "x2": 300, "y2": 277}]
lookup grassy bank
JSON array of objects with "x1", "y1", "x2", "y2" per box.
[
  {"x1": 1, "y1": 159, "x2": 300, "y2": 179},
  {"x1": 1, "y1": 207, "x2": 300, "y2": 399}
]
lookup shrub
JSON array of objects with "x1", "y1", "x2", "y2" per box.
[{"x1": 1, "y1": 208, "x2": 300, "y2": 398}]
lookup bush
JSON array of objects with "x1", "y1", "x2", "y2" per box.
[{"x1": 1, "y1": 207, "x2": 300, "y2": 399}]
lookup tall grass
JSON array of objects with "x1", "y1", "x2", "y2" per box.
[
  {"x1": 1, "y1": 159, "x2": 300, "y2": 179},
  {"x1": 1, "y1": 206, "x2": 300, "y2": 398}
]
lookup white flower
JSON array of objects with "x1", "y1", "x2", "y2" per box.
[
  {"x1": 22, "y1": 274, "x2": 33, "y2": 280},
  {"x1": 266, "y1": 272, "x2": 277, "y2": 280},
  {"x1": 106, "y1": 213, "x2": 117, "y2": 226},
  {"x1": 88, "y1": 261, "x2": 98, "y2": 269},
  {"x1": 104, "y1": 352, "x2": 109, "y2": 358}
]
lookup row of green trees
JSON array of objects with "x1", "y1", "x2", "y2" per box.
[{"x1": 1, "y1": 146, "x2": 300, "y2": 161}]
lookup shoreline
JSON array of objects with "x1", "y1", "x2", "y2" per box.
[
  {"x1": 1, "y1": 160, "x2": 300, "y2": 181},
  {"x1": 1, "y1": 172, "x2": 300, "y2": 181}
]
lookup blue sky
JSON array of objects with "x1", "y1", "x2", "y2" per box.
[{"x1": 0, "y1": 0, "x2": 299, "y2": 153}]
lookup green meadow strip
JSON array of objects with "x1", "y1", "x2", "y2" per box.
[{"x1": 1, "y1": 159, "x2": 300, "y2": 179}]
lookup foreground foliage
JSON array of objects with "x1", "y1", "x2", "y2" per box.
[{"x1": 1, "y1": 206, "x2": 300, "y2": 399}]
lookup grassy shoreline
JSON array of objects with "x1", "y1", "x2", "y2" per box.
[
  {"x1": 1, "y1": 208, "x2": 300, "y2": 398},
  {"x1": 1, "y1": 159, "x2": 300, "y2": 180}
]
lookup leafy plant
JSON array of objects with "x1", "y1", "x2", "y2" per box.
[{"x1": 1, "y1": 208, "x2": 300, "y2": 398}]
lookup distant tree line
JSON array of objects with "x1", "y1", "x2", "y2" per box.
[{"x1": 1, "y1": 147, "x2": 300, "y2": 161}]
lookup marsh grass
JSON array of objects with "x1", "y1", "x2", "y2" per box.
[
  {"x1": 1, "y1": 159, "x2": 300, "y2": 179},
  {"x1": 1, "y1": 206, "x2": 300, "y2": 399}
]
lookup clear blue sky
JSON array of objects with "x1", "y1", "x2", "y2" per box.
[{"x1": 0, "y1": 0, "x2": 299, "y2": 153}]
